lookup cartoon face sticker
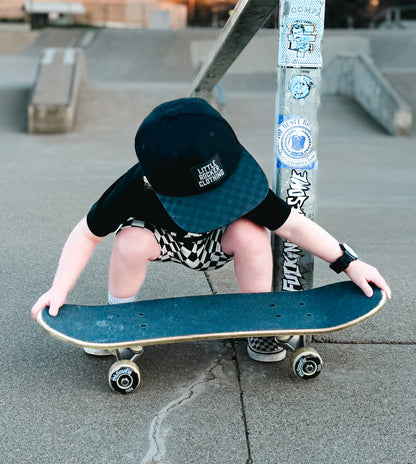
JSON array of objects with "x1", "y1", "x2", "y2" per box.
[
  {"x1": 289, "y1": 75, "x2": 314, "y2": 99},
  {"x1": 287, "y1": 22, "x2": 317, "y2": 58}
]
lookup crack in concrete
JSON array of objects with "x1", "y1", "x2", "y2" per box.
[
  {"x1": 140, "y1": 353, "x2": 224, "y2": 464},
  {"x1": 233, "y1": 341, "x2": 253, "y2": 464},
  {"x1": 313, "y1": 338, "x2": 416, "y2": 345}
]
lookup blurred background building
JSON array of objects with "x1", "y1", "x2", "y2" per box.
[{"x1": 1, "y1": 0, "x2": 416, "y2": 29}]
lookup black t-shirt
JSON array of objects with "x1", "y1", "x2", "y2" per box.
[{"x1": 86, "y1": 163, "x2": 291, "y2": 237}]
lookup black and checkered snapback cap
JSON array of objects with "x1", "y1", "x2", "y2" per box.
[{"x1": 135, "y1": 97, "x2": 269, "y2": 233}]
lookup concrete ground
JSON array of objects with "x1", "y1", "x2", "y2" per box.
[{"x1": 0, "y1": 26, "x2": 415, "y2": 464}]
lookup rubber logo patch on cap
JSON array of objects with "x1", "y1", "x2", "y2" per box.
[{"x1": 190, "y1": 153, "x2": 226, "y2": 190}]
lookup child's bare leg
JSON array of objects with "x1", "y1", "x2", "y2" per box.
[
  {"x1": 85, "y1": 227, "x2": 160, "y2": 356},
  {"x1": 223, "y1": 219, "x2": 290, "y2": 362},
  {"x1": 221, "y1": 219, "x2": 273, "y2": 293},
  {"x1": 108, "y1": 226, "x2": 161, "y2": 298}
]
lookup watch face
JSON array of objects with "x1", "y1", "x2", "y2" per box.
[{"x1": 342, "y1": 243, "x2": 358, "y2": 259}]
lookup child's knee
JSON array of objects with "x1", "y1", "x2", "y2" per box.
[
  {"x1": 113, "y1": 227, "x2": 160, "y2": 261},
  {"x1": 223, "y1": 219, "x2": 270, "y2": 255}
]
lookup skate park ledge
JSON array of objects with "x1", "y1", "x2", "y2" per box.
[
  {"x1": 28, "y1": 47, "x2": 85, "y2": 134},
  {"x1": 323, "y1": 52, "x2": 413, "y2": 136}
]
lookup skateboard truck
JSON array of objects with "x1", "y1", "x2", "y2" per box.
[
  {"x1": 114, "y1": 346, "x2": 144, "y2": 363},
  {"x1": 276, "y1": 334, "x2": 311, "y2": 351}
]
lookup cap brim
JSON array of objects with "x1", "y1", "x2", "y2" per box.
[{"x1": 156, "y1": 149, "x2": 269, "y2": 233}]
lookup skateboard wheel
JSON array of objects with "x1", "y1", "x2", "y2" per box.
[
  {"x1": 292, "y1": 347, "x2": 323, "y2": 380},
  {"x1": 108, "y1": 360, "x2": 141, "y2": 394}
]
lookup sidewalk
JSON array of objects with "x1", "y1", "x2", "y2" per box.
[{"x1": 0, "y1": 28, "x2": 415, "y2": 464}]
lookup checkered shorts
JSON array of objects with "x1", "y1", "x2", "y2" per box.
[{"x1": 117, "y1": 219, "x2": 233, "y2": 271}]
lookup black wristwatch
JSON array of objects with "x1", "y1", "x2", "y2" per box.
[{"x1": 329, "y1": 243, "x2": 359, "y2": 273}]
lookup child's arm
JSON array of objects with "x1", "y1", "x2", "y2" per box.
[
  {"x1": 30, "y1": 217, "x2": 104, "y2": 321},
  {"x1": 274, "y1": 210, "x2": 392, "y2": 299}
]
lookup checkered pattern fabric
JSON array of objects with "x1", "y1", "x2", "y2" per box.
[
  {"x1": 157, "y1": 160, "x2": 269, "y2": 233},
  {"x1": 246, "y1": 337, "x2": 288, "y2": 362},
  {"x1": 118, "y1": 219, "x2": 233, "y2": 271},
  {"x1": 247, "y1": 337, "x2": 284, "y2": 355}
]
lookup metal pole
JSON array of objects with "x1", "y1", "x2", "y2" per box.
[{"x1": 272, "y1": 0, "x2": 326, "y2": 292}]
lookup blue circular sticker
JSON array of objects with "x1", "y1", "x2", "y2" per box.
[
  {"x1": 289, "y1": 75, "x2": 313, "y2": 99},
  {"x1": 277, "y1": 117, "x2": 317, "y2": 168}
]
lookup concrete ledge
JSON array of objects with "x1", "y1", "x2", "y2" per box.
[
  {"x1": 28, "y1": 48, "x2": 85, "y2": 134},
  {"x1": 323, "y1": 53, "x2": 413, "y2": 136}
]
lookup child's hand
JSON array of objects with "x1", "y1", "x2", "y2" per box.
[
  {"x1": 31, "y1": 287, "x2": 68, "y2": 321},
  {"x1": 344, "y1": 260, "x2": 391, "y2": 299}
]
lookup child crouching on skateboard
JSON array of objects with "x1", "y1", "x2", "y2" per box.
[{"x1": 31, "y1": 98, "x2": 391, "y2": 362}]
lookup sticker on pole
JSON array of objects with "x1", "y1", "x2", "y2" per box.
[
  {"x1": 276, "y1": 116, "x2": 317, "y2": 169},
  {"x1": 289, "y1": 75, "x2": 314, "y2": 99},
  {"x1": 278, "y1": 0, "x2": 325, "y2": 68}
]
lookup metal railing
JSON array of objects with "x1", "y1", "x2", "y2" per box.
[{"x1": 188, "y1": 0, "x2": 279, "y2": 100}]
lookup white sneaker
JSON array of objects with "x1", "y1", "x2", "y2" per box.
[{"x1": 84, "y1": 347, "x2": 111, "y2": 356}]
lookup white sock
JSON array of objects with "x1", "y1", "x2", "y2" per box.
[{"x1": 108, "y1": 292, "x2": 137, "y2": 305}]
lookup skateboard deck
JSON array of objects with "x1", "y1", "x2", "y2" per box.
[{"x1": 37, "y1": 281, "x2": 386, "y2": 393}]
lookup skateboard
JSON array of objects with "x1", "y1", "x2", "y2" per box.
[{"x1": 36, "y1": 281, "x2": 386, "y2": 394}]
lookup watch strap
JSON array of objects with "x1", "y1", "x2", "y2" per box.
[{"x1": 329, "y1": 243, "x2": 358, "y2": 274}]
